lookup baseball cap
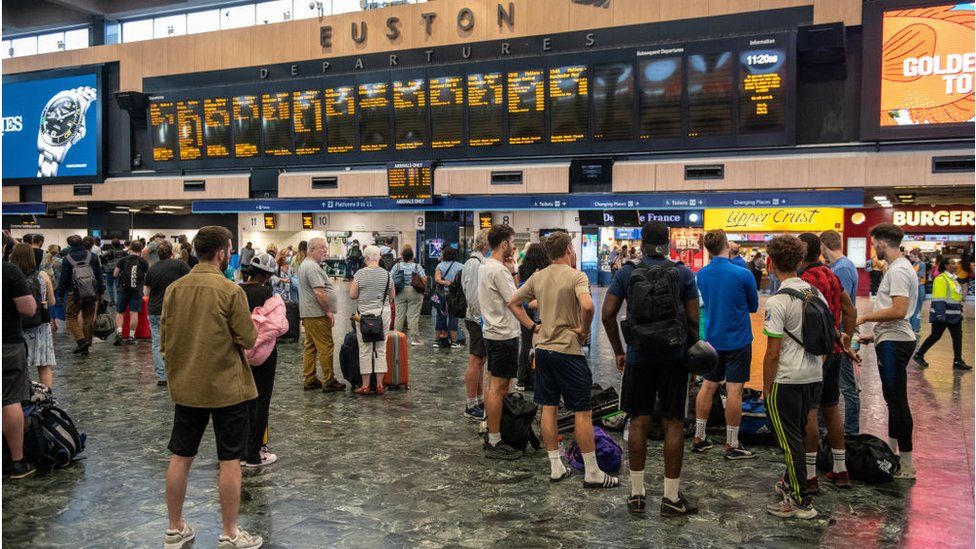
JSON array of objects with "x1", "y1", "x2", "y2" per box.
[
  {"x1": 251, "y1": 253, "x2": 277, "y2": 274},
  {"x1": 641, "y1": 221, "x2": 670, "y2": 256}
]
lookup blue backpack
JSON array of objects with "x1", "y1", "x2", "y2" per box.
[{"x1": 567, "y1": 427, "x2": 622, "y2": 473}]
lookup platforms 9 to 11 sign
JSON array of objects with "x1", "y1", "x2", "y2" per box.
[{"x1": 387, "y1": 161, "x2": 434, "y2": 205}]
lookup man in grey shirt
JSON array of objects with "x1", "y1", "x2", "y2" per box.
[
  {"x1": 298, "y1": 237, "x2": 342, "y2": 392},
  {"x1": 239, "y1": 242, "x2": 255, "y2": 270},
  {"x1": 460, "y1": 229, "x2": 489, "y2": 420},
  {"x1": 856, "y1": 223, "x2": 918, "y2": 480}
]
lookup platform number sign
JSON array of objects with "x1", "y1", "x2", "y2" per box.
[
  {"x1": 415, "y1": 214, "x2": 426, "y2": 230},
  {"x1": 499, "y1": 212, "x2": 513, "y2": 226}
]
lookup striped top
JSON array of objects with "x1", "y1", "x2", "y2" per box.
[{"x1": 354, "y1": 266, "x2": 394, "y2": 313}]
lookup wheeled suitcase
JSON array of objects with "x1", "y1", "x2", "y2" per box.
[
  {"x1": 384, "y1": 330, "x2": 409, "y2": 389},
  {"x1": 339, "y1": 330, "x2": 361, "y2": 388},
  {"x1": 279, "y1": 301, "x2": 301, "y2": 342}
]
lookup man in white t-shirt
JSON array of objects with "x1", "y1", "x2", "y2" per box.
[
  {"x1": 477, "y1": 224, "x2": 522, "y2": 460},
  {"x1": 856, "y1": 223, "x2": 918, "y2": 479},
  {"x1": 762, "y1": 234, "x2": 824, "y2": 521}
]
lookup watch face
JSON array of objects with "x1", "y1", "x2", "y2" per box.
[{"x1": 41, "y1": 96, "x2": 83, "y2": 146}]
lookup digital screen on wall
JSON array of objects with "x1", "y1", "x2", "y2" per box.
[
  {"x1": 150, "y1": 100, "x2": 177, "y2": 162},
  {"x1": 358, "y1": 82, "x2": 390, "y2": 152},
  {"x1": 549, "y1": 65, "x2": 589, "y2": 143},
  {"x1": 739, "y1": 48, "x2": 787, "y2": 134},
  {"x1": 507, "y1": 69, "x2": 546, "y2": 145},
  {"x1": 325, "y1": 85, "x2": 356, "y2": 153},
  {"x1": 429, "y1": 76, "x2": 464, "y2": 148},
  {"x1": 232, "y1": 95, "x2": 260, "y2": 158},
  {"x1": 293, "y1": 90, "x2": 324, "y2": 156},
  {"x1": 639, "y1": 56, "x2": 683, "y2": 140},
  {"x1": 467, "y1": 72, "x2": 504, "y2": 147},
  {"x1": 687, "y1": 52, "x2": 734, "y2": 138},
  {"x1": 2, "y1": 70, "x2": 101, "y2": 182},
  {"x1": 261, "y1": 92, "x2": 293, "y2": 156},
  {"x1": 592, "y1": 62, "x2": 635, "y2": 141},
  {"x1": 177, "y1": 99, "x2": 204, "y2": 161},
  {"x1": 203, "y1": 97, "x2": 232, "y2": 158},
  {"x1": 393, "y1": 78, "x2": 427, "y2": 150},
  {"x1": 388, "y1": 161, "x2": 433, "y2": 205}
]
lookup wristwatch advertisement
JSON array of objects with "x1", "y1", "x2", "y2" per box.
[{"x1": 37, "y1": 86, "x2": 97, "y2": 177}]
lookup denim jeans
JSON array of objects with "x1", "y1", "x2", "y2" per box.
[
  {"x1": 909, "y1": 283, "x2": 925, "y2": 333},
  {"x1": 838, "y1": 353, "x2": 860, "y2": 435},
  {"x1": 149, "y1": 314, "x2": 165, "y2": 381},
  {"x1": 106, "y1": 272, "x2": 117, "y2": 304}
]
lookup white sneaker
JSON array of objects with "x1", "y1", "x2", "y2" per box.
[
  {"x1": 217, "y1": 528, "x2": 263, "y2": 549},
  {"x1": 894, "y1": 466, "x2": 916, "y2": 480},
  {"x1": 163, "y1": 522, "x2": 194, "y2": 549},
  {"x1": 410, "y1": 340, "x2": 423, "y2": 347},
  {"x1": 478, "y1": 419, "x2": 488, "y2": 435},
  {"x1": 242, "y1": 449, "x2": 278, "y2": 468}
]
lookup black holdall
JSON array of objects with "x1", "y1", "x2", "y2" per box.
[{"x1": 358, "y1": 274, "x2": 390, "y2": 343}]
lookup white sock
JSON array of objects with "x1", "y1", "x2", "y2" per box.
[
  {"x1": 805, "y1": 452, "x2": 818, "y2": 479},
  {"x1": 630, "y1": 469, "x2": 645, "y2": 497},
  {"x1": 582, "y1": 451, "x2": 601, "y2": 481},
  {"x1": 695, "y1": 419, "x2": 707, "y2": 440},
  {"x1": 663, "y1": 477, "x2": 680, "y2": 502},
  {"x1": 901, "y1": 451, "x2": 914, "y2": 470},
  {"x1": 889, "y1": 438, "x2": 899, "y2": 453},
  {"x1": 727, "y1": 426, "x2": 740, "y2": 448},
  {"x1": 831, "y1": 449, "x2": 847, "y2": 474},
  {"x1": 488, "y1": 432, "x2": 501, "y2": 446},
  {"x1": 548, "y1": 450, "x2": 567, "y2": 479}
]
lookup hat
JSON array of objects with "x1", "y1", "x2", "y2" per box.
[
  {"x1": 642, "y1": 221, "x2": 670, "y2": 256},
  {"x1": 251, "y1": 253, "x2": 276, "y2": 274}
]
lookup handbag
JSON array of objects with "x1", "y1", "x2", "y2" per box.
[
  {"x1": 410, "y1": 265, "x2": 427, "y2": 295},
  {"x1": 358, "y1": 273, "x2": 390, "y2": 343}
]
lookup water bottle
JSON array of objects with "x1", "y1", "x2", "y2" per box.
[{"x1": 851, "y1": 329, "x2": 860, "y2": 352}]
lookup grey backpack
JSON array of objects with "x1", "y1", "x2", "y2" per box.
[{"x1": 66, "y1": 254, "x2": 98, "y2": 301}]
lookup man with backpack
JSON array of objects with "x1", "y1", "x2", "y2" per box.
[
  {"x1": 459, "y1": 229, "x2": 489, "y2": 420},
  {"x1": 797, "y1": 233, "x2": 858, "y2": 490},
  {"x1": 694, "y1": 229, "x2": 759, "y2": 460},
  {"x1": 101, "y1": 238, "x2": 127, "y2": 306},
  {"x1": 762, "y1": 234, "x2": 827, "y2": 520},
  {"x1": 510, "y1": 231, "x2": 620, "y2": 489},
  {"x1": 602, "y1": 221, "x2": 700, "y2": 516},
  {"x1": 114, "y1": 240, "x2": 150, "y2": 346},
  {"x1": 57, "y1": 234, "x2": 105, "y2": 355}
]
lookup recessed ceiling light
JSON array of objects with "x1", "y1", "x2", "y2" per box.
[
  {"x1": 873, "y1": 196, "x2": 887, "y2": 201},
  {"x1": 158, "y1": 205, "x2": 185, "y2": 210}
]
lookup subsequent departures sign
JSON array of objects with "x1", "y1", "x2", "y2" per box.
[{"x1": 387, "y1": 161, "x2": 434, "y2": 205}]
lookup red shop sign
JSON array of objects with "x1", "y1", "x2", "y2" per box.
[{"x1": 845, "y1": 206, "x2": 975, "y2": 236}]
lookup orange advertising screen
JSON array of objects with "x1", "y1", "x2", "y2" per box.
[{"x1": 880, "y1": 3, "x2": 975, "y2": 126}]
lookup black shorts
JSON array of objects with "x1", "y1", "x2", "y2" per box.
[
  {"x1": 817, "y1": 353, "x2": 845, "y2": 408},
  {"x1": 703, "y1": 344, "x2": 752, "y2": 384},
  {"x1": 534, "y1": 349, "x2": 593, "y2": 412},
  {"x1": 2, "y1": 343, "x2": 30, "y2": 406},
  {"x1": 621, "y1": 358, "x2": 689, "y2": 420},
  {"x1": 168, "y1": 401, "x2": 251, "y2": 461},
  {"x1": 465, "y1": 320, "x2": 486, "y2": 358},
  {"x1": 118, "y1": 289, "x2": 143, "y2": 314},
  {"x1": 485, "y1": 337, "x2": 519, "y2": 379}
]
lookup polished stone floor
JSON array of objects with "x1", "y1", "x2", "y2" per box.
[{"x1": 2, "y1": 285, "x2": 973, "y2": 548}]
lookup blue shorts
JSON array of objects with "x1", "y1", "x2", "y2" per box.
[
  {"x1": 118, "y1": 290, "x2": 143, "y2": 314},
  {"x1": 435, "y1": 307, "x2": 458, "y2": 332},
  {"x1": 703, "y1": 344, "x2": 751, "y2": 384},
  {"x1": 534, "y1": 348, "x2": 593, "y2": 412}
]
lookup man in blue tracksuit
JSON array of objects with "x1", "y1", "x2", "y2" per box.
[{"x1": 693, "y1": 229, "x2": 760, "y2": 460}]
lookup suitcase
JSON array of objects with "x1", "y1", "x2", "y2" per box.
[
  {"x1": 339, "y1": 330, "x2": 361, "y2": 388},
  {"x1": 384, "y1": 330, "x2": 409, "y2": 389},
  {"x1": 279, "y1": 301, "x2": 301, "y2": 342}
]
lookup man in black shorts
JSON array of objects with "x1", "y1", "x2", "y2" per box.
[
  {"x1": 2, "y1": 237, "x2": 38, "y2": 480},
  {"x1": 160, "y1": 226, "x2": 262, "y2": 549},
  {"x1": 510, "y1": 232, "x2": 619, "y2": 488},
  {"x1": 114, "y1": 239, "x2": 149, "y2": 346},
  {"x1": 602, "y1": 222, "x2": 700, "y2": 516},
  {"x1": 460, "y1": 229, "x2": 489, "y2": 420}
]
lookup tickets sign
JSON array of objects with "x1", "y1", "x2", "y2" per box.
[{"x1": 704, "y1": 207, "x2": 844, "y2": 232}]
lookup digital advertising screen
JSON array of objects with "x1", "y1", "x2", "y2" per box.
[
  {"x1": 203, "y1": 97, "x2": 232, "y2": 158},
  {"x1": 393, "y1": 78, "x2": 427, "y2": 150},
  {"x1": 429, "y1": 75, "x2": 464, "y2": 148},
  {"x1": 592, "y1": 62, "x2": 635, "y2": 141},
  {"x1": 3, "y1": 71, "x2": 101, "y2": 182},
  {"x1": 388, "y1": 161, "x2": 434, "y2": 205},
  {"x1": 150, "y1": 99, "x2": 177, "y2": 162}
]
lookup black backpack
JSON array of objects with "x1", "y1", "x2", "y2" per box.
[
  {"x1": 621, "y1": 261, "x2": 686, "y2": 353},
  {"x1": 380, "y1": 251, "x2": 397, "y2": 271},
  {"x1": 775, "y1": 286, "x2": 838, "y2": 357},
  {"x1": 499, "y1": 393, "x2": 541, "y2": 452},
  {"x1": 13, "y1": 385, "x2": 86, "y2": 471},
  {"x1": 21, "y1": 272, "x2": 46, "y2": 330},
  {"x1": 118, "y1": 256, "x2": 142, "y2": 291}
]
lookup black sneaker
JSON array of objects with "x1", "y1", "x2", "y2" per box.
[
  {"x1": 724, "y1": 444, "x2": 756, "y2": 460},
  {"x1": 627, "y1": 494, "x2": 647, "y2": 514},
  {"x1": 125, "y1": 337, "x2": 137, "y2": 345},
  {"x1": 692, "y1": 438, "x2": 713, "y2": 453},
  {"x1": 113, "y1": 334, "x2": 124, "y2": 346},
  {"x1": 157, "y1": 379, "x2": 168, "y2": 387},
  {"x1": 484, "y1": 440, "x2": 522, "y2": 460},
  {"x1": 72, "y1": 340, "x2": 89, "y2": 354},
  {"x1": 913, "y1": 354, "x2": 929, "y2": 369},
  {"x1": 954, "y1": 360, "x2": 972, "y2": 371},
  {"x1": 7, "y1": 460, "x2": 36, "y2": 480},
  {"x1": 661, "y1": 492, "x2": 699, "y2": 517}
]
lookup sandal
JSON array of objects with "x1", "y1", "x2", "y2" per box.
[
  {"x1": 354, "y1": 385, "x2": 374, "y2": 395},
  {"x1": 550, "y1": 469, "x2": 572, "y2": 483},
  {"x1": 583, "y1": 473, "x2": 621, "y2": 489}
]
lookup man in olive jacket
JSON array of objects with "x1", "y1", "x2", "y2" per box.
[{"x1": 159, "y1": 226, "x2": 264, "y2": 549}]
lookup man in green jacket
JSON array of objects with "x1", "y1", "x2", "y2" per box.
[{"x1": 160, "y1": 226, "x2": 263, "y2": 549}]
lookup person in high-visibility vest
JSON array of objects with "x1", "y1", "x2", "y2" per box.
[{"x1": 914, "y1": 258, "x2": 970, "y2": 371}]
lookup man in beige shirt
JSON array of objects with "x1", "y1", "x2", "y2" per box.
[
  {"x1": 159, "y1": 226, "x2": 263, "y2": 549},
  {"x1": 508, "y1": 232, "x2": 620, "y2": 489}
]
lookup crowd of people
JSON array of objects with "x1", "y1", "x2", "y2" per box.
[{"x1": 1, "y1": 219, "x2": 972, "y2": 547}]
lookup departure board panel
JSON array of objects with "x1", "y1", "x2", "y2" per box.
[
  {"x1": 358, "y1": 82, "x2": 390, "y2": 152},
  {"x1": 508, "y1": 69, "x2": 545, "y2": 145},
  {"x1": 293, "y1": 90, "x2": 324, "y2": 155},
  {"x1": 549, "y1": 65, "x2": 588, "y2": 143},
  {"x1": 592, "y1": 63, "x2": 634, "y2": 141},
  {"x1": 467, "y1": 72, "x2": 504, "y2": 147},
  {"x1": 261, "y1": 92, "x2": 293, "y2": 156},
  {"x1": 687, "y1": 52, "x2": 733, "y2": 138},
  {"x1": 203, "y1": 98, "x2": 231, "y2": 158},
  {"x1": 429, "y1": 76, "x2": 463, "y2": 148},
  {"x1": 388, "y1": 161, "x2": 433, "y2": 205},
  {"x1": 149, "y1": 100, "x2": 176, "y2": 162},
  {"x1": 393, "y1": 79, "x2": 426, "y2": 150},
  {"x1": 325, "y1": 85, "x2": 356, "y2": 153},
  {"x1": 233, "y1": 95, "x2": 260, "y2": 158},
  {"x1": 739, "y1": 48, "x2": 786, "y2": 134},
  {"x1": 639, "y1": 57, "x2": 683, "y2": 140},
  {"x1": 176, "y1": 100, "x2": 204, "y2": 161}
]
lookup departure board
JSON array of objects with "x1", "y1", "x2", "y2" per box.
[
  {"x1": 739, "y1": 48, "x2": 786, "y2": 134},
  {"x1": 549, "y1": 65, "x2": 588, "y2": 143},
  {"x1": 261, "y1": 92, "x2": 293, "y2": 156},
  {"x1": 177, "y1": 100, "x2": 204, "y2": 161},
  {"x1": 639, "y1": 57, "x2": 683, "y2": 140},
  {"x1": 388, "y1": 161, "x2": 433, "y2": 205},
  {"x1": 687, "y1": 52, "x2": 733, "y2": 137},
  {"x1": 233, "y1": 95, "x2": 260, "y2": 158},
  {"x1": 508, "y1": 69, "x2": 545, "y2": 145},
  {"x1": 592, "y1": 63, "x2": 634, "y2": 141},
  {"x1": 393, "y1": 79, "x2": 427, "y2": 151},
  {"x1": 324, "y1": 85, "x2": 356, "y2": 153},
  {"x1": 293, "y1": 90, "x2": 324, "y2": 155},
  {"x1": 467, "y1": 72, "x2": 504, "y2": 147},
  {"x1": 203, "y1": 98, "x2": 231, "y2": 158},
  {"x1": 429, "y1": 76, "x2": 464, "y2": 148},
  {"x1": 149, "y1": 100, "x2": 176, "y2": 162},
  {"x1": 358, "y1": 82, "x2": 390, "y2": 152}
]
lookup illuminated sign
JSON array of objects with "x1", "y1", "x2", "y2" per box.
[
  {"x1": 479, "y1": 212, "x2": 493, "y2": 229},
  {"x1": 302, "y1": 212, "x2": 315, "y2": 229},
  {"x1": 263, "y1": 213, "x2": 277, "y2": 229},
  {"x1": 892, "y1": 209, "x2": 975, "y2": 227},
  {"x1": 387, "y1": 161, "x2": 433, "y2": 205},
  {"x1": 705, "y1": 207, "x2": 844, "y2": 232}
]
